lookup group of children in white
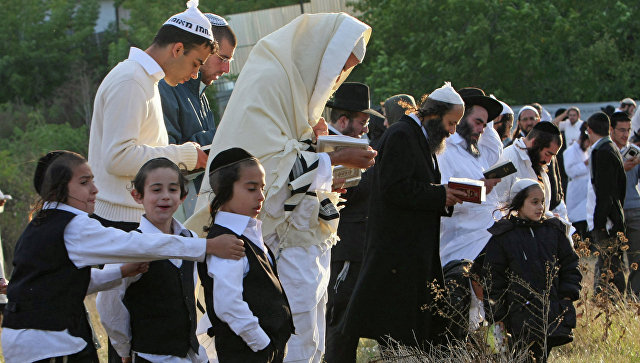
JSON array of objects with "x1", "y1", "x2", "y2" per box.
[{"x1": 2, "y1": 149, "x2": 292, "y2": 362}]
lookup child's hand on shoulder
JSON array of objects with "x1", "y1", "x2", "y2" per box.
[
  {"x1": 120, "y1": 262, "x2": 150, "y2": 278},
  {"x1": 207, "y1": 234, "x2": 245, "y2": 260}
]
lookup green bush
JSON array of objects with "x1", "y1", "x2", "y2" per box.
[{"x1": 0, "y1": 121, "x2": 88, "y2": 275}]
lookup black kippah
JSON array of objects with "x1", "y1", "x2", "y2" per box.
[
  {"x1": 209, "y1": 148, "x2": 256, "y2": 174},
  {"x1": 611, "y1": 111, "x2": 631, "y2": 123},
  {"x1": 532, "y1": 121, "x2": 560, "y2": 135},
  {"x1": 34, "y1": 151, "x2": 65, "y2": 195}
]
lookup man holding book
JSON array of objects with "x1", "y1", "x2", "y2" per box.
[
  {"x1": 435, "y1": 87, "x2": 504, "y2": 337},
  {"x1": 343, "y1": 82, "x2": 467, "y2": 348},
  {"x1": 324, "y1": 82, "x2": 382, "y2": 363}
]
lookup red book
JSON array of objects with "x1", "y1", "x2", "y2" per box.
[{"x1": 447, "y1": 177, "x2": 486, "y2": 204}]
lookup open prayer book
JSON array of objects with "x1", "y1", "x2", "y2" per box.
[
  {"x1": 317, "y1": 135, "x2": 369, "y2": 188},
  {"x1": 448, "y1": 177, "x2": 486, "y2": 204}
]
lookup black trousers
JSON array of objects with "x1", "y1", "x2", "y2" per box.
[
  {"x1": 324, "y1": 260, "x2": 362, "y2": 363},
  {"x1": 90, "y1": 214, "x2": 140, "y2": 363},
  {"x1": 33, "y1": 343, "x2": 99, "y2": 362}
]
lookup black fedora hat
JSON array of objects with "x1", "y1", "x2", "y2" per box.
[
  {"x1": 326, "y1": 82, "x2": 384, "y2": 118},
  {"x1": 457, "y1": 87, "x2": 502, "y2": 121}
]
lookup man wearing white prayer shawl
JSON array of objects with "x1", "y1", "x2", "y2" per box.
[
  {"x1": 185, "y1": 13, "x2": 376, "y2": 363},
  {"x1": 436, "y1": 87, "x2": 503, "y2": 338}
]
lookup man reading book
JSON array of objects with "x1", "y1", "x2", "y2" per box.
[
  {"x1": 343, "y1": 82, "x2": 467, "y2": 348},
  {"x1": 435, "y1": 87, "x2": 504, "y2": 339}
]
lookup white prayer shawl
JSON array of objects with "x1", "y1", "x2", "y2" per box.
[
  {"x1": 437, "y1": 125, "x2": 503, "y2": 266},
  {"x1": 185, "y1": 14, "x2": 371, "y2": 254}
]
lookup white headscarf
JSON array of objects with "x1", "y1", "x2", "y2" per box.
[{"x1": 186, "y1": 13, "x2": 371, "y2": 238}]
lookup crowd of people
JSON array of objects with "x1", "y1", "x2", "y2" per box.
[{"x1": 0, "y1": 2, "x2": 637, "y2": 363}]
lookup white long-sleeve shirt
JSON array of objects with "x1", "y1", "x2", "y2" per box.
[
  {"x1": 1, "y1": 203, "x2": 207, "y2": 363},
  {"x1": 206, "y1": 211, "x2": 274, "y2": 352},
  {"x1": 437, "y1": 125, "x2": 503, "y2": 266},
  {"x1": 96, "y1": 216, "x2": 207, "y2": 362},
  {"x1": 563, "y1": 141, "x2": 590, "y2": 223}
]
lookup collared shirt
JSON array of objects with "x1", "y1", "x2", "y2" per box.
[
  {"x1": 128, "y1": 47, "x2": 164, "y2": 81},
  {"x1": 437, "y1": 127, "x2": 503, "y2": 265},
  {"x1": 205, "y1": 211, "x2": 272, "y2": 352},
  {"x1": 96, "y1": 216, "x2": 208, "y2": 362},
  {"x1": 1, "y1": 203, "x2": 206, "y2": 362},
  {"x1": 409, "y1": 113, "x2": 428, "y2": 140},
  {"x1": 327, "y1": 123, "x2": 342, "y2": 135}
]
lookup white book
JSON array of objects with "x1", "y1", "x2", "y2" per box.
[{"x1": 316, "y1": 135, "x2": 369, "y2": 188}]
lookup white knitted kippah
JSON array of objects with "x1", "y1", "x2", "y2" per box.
[
  {"x1": 352, "y1": 36, "x2": 366, "y2": 62},
  {"x1": 427, "y1": 82, "x2": 464, "y2": 105},
  {"x1": 163, "y1": 0, "x2": 213, "y2": 41},
  {"x1": 490, "y1": 94, "x2": 513, "y2": 115},
  {"x1": 204, "y1": 13, "x2": 228, "y2": 27},
  {"x1": 510, "y1": 178, "x2": 542, "y2": 199},
  {"x1": 517, "y1": 105, "x2": 539, "y2": 120}
]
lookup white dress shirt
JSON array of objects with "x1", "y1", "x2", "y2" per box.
[
  {"x1": 1, "y1": 203, "x2": 207, "y2": 363},
  {"x1": 559, "y1": 119, "x2": 584, "y2": 147},
  {"x1": 206, "y1": 211, "x2": 273, "y2": 352},
  {"x1": 96, "y1": 216, "x2": 208, "y2": 362},
  {"x1": 437, "y1": 127, "x2": 503, "y2": 266},
  {"x1": 563, "y1": 141, "x2": 590, "y2": 223}
]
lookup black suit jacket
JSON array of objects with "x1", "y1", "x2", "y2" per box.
[
  {"x1": 343, "y1": 114, "x2": 451, "y2": 345},
  {"x1": 591, "y1": 138, "x2": 626, "y2": 234}
]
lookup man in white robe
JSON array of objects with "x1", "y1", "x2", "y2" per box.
[
  {"x1": 185, "y1": 13, "x2": 376, "y2": 363},
  {"x1": 436, "y1": 88, "x2": 503, "y2": 337}
]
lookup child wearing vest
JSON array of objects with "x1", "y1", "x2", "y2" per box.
[
  {"x1": 476, "y1": 179, "x2": 581, "y2": 363},
  {"x1": 1, "y1": 151, "x2": 245, "y2": 362},
  {"x1": 199, "y1": 148, "x2": 295, "y2": 362},
  {"x1": 97, "y1": 158, "x2": 212, "y2": 362}
]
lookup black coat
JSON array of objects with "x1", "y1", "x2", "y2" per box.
[
  {"x1": 591, "y1": 138, "x2": 626, "y2": 234},
  {"x1": 342, "y1": 115, "x2": 452, "y2": 346},
  {"x1": 480, "y1": 217, "x2": 581, "y2": 347}
]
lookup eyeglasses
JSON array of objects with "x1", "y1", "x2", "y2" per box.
[{"x1": 214, "y1": 51, "x2": 233, "y2": 64}]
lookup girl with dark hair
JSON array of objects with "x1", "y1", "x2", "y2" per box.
[
  {"x1": 97, "y1": 157, "x2": 211, "y2": 362},
  {"x1": 198, "y1": 148, "x2": 294, "y2": 362},
  {"x1": 476, "y1": 179, "x2": 581, "y2": 363},
  {"x1": 1, "y1": 151, "x2": 244, "y2": 362}
]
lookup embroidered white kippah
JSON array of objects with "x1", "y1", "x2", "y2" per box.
[
  {"x1": 517, "y1": 105, "x2": 539, "y2": 120},
  {"x1": 204, "y1": 13, "x2": 228, "y2": 27},
  {"x1": 163, "y1": 0, "x2": 213, "y2": 41},
  {"x1": 428, "y1": 82, "x2": 464, "y2": 105},
  {"x1": 352, "y1": 36, "x2": 366, "y2": 62},
  {"x1": 510, "y1": 178, "x2": 542, "y2": 199},
  {"x1": 490, "y1": 94, "x2": 513, "y2": 115}
]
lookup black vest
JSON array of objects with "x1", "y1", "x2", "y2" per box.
[
  {"x1": 123, "y1": 233, "x2": 199, "y2": 357},
  {"x1": 198, "y1": 224, "x2": 294, "y2": 353},
  {"x1": 3, "y1": 209, "x2": 93, "y2": 346}
]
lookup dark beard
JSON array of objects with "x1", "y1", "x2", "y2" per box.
[
  {"x1": 495, "y1": 121, "x2": 509, "y2": 140},
  {"x1": 527, "y1": 146, "x2": 543, "y2": 176},
  {"x1": 424, "y1": 116, "x2": 450, "y2": 155},
  {"x1": 456, "y1": 118, "x2": 480, "y2": 157}
]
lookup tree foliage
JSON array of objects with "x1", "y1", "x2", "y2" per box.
[
  {"x1": 353, "y1": 0, "x2": 640, "y2": 105},
  {"x1": 0, "y1": 0, "x2": 102, "y2": 104}
]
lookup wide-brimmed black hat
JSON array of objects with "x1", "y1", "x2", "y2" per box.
[
  {"x1": 458, "y1": 87, "x2": 502, "y2": 121},
  {"x1": 326, "y1": 82, "x2": 384, "y2": 118}
]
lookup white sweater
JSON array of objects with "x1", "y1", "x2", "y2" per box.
[{"x1": 89, "y1": 48, "x2": 198, "y2": 222}]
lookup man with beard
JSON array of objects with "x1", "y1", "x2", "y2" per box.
[
  {"x1": 436, "y1": 88, "x2": 503, "y2": 339},
  {"x1": 509, "y1": 106, "x2": 540, "y2": 145},
  {"x1": 494, "y1": 121, "x2": 563, "y2": 215},
  {"x1": 342, "y1": 82, "x2": 467, "y2": 348},
  {"x1": 492, "y1": 98, "x2": 514, "y2": 146},
  {"x1": 324, "y1": 82, "x2": 383, "y2": 363}
]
